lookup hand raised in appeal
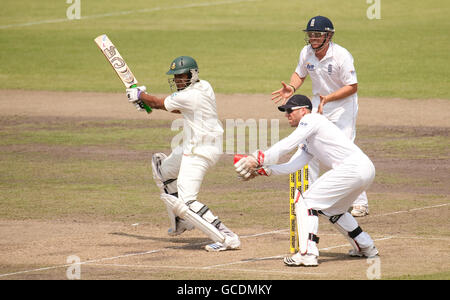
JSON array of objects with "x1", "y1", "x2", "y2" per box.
[{"x1": 271, "y1": 81, "x2": 295, "y2": 104}]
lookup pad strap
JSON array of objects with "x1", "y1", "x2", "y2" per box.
[
  {"x1": 348, "y1": 226, "x2": 363, "y2": 239},
  {"x1": 308, "y1": 209, "x2": 319, "y2": 216},
  {"x1": 163, "y1": 178, "x2": 177, "y2": 185},
  {"x1": 163, "y1": 178, "x2": 177, "y2": 195},
  {"x1": 318, "y1": 210, "x2": 343, "y2": 224},
  {"x1": 308, "y1": 233, "x2": 319, "y2": 243},
  {"x1": 307, "y1": 210, "x2": 319, "y2": 242},
  {"x1": 329, "y1": 214, "x2": 343, "y2": 224}
]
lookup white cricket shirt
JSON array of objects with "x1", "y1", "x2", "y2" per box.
[
  {"x1": 164, "y1": 80, "x2": 223, "y2": 162},
  {"x1": 295, "y1": 42, "x2": 358, "y2": 124},
  {"x1": 264, "y1": 113, "x2": 364, "y2": 175}
]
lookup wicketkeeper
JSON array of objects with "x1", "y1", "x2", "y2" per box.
[
  {"x1": 234, "y1": 95, "x2": 378, "y2": 266},
  {"x1": 126, "y1": 56, "x2": 240, "y2": 252}
]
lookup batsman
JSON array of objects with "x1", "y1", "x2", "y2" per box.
[{"x1": 126, "y1": 56, "x2": 240, "y2": 252}]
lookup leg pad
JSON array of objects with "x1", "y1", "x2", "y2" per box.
[{"x1": 162, "y1": 194, "x2": 225, "y2": 243}]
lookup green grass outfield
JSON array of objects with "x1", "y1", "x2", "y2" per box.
[{"x1": 0, "y1": 0, "x2": 449, "y2": 98}]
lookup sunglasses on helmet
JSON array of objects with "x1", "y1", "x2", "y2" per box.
[{"x1": 286, "y1": 105, "x2": 309, "y2": 114}]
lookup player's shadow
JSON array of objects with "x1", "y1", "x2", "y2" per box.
[
  {"x1": 319, "y1": 251, "x2": 364, "y2": 263},
  {"x1": 109, "y1": 231, "x2": 210, "y2": 250}
]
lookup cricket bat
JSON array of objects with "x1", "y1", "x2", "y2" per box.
[{"x1": 94, "y1": 34, "x2": 152, "y2": 113}]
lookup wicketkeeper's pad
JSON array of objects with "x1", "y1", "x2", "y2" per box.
[{"x1": 294, "y1": 189, "x2": 320, "y2": 256}]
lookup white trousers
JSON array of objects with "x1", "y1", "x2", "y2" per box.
[
  {"x1": 299, "y1": 153, "x2": 375, "y2": 256},
  {"x1": 305, "y1": 153, "x2": 374, "y2": 214},
  {"x1": 160, "y1": 146, "x2": 218, "y2": 204},
  {"x1": 308, "y1": 114, "x2": 369, "y2": 208}
]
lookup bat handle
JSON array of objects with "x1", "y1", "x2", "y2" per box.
[{"x1": 131, "y1": 84, "x2": 152, "y2": 114}]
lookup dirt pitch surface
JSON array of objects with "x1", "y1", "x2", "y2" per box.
[{"x1": 0, "y1": 90, "x2": 449, "y2": 281}]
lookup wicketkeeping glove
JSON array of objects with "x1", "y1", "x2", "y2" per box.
[
  {"x1": 233, "y1": 151, "x2": 271, "y2": 181},
  {"x1": 234, "y1": 155, "x2": 258, "y2": 180}
]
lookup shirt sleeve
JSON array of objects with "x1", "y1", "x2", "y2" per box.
[
  {"x1": 268, "y1": 146, "x2": 313, "y2": 176},
  {"x1": 294, "y1": 46, "x2": 308, "y2": 78},
  {"x1": 164, "y1": 90, "x2": 194, "y2": 112},
  {"x1": 263, "y1": 115, "x2": 316, "y2": 165},
  {"x1": 339, "y1": 50, "x2": 358, "y2": 86}
]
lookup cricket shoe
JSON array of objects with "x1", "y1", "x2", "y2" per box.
[
  {"x1": 349, "y1": 245, "x2": 379, "y2": 258},
  {"x1": 351, "y1": 205, "x2": 369, "y2": 217},
  {"x1": 205, "y1": 235, "x2": 241, "y2": 252},
  {"x1": 167, "y1": 216, "x2": 194, "y2": 236},
  {"x1": 151, "y1": 153, "x2": 178, "y2": 196},
  {"x1": 284, "y1": 253, "x2": 318, "y2": 267}
]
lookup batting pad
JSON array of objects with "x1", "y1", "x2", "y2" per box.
[
  {"x1": 160, "y1": 194, "x2": 225, "y2": 243},
  {"x1": 294, "y1": 190, "x2": 319, "y2": 256},
  {"x1": 164, "y1": 199, "x2": 178, "y2": 232},
  {"x1": 318, "y1": 211, "x2": 373, "y2": 251}
]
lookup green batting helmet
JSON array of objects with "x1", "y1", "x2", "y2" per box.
[{"x1": 166, "y1": 56, "x2": 198, "y2": 75}]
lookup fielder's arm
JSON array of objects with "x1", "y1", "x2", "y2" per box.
[
  {"x1": 268, "y1": 147, "x2": 312, "y2": 176},
  {"x1": 318, "y1": 83, "x2": 357, "y2": 113},
  {"x1": 289, "y1": 72, "x2": 306, "y2": 93},
  {"x1": 271, "y1": 72, "x2": 306, "y2": 103},
  {"x1": 320, "y1": 83, "x2": 358, "y2": 103}
]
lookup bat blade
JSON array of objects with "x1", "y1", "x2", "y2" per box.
[
  {"x1": 94, "y1": 34, "x2": 152, "y2": 113},
  {"x1": 94, "y1": 34, "x2": 138, "y2": 88}
]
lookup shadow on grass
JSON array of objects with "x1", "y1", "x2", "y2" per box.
[{"x1": 109, "y1": 231, "x2": 211, "y2": 250}]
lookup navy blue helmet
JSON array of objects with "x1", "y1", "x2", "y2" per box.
[{"x1": 304, "y1": 16, "x2": 334, "y2": 32}]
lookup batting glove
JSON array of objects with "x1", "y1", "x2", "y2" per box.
[
  {"x1": 126, "y1": 85, "x2": 146, "y2": 102},
  {"x1": 126, "y1": 85, "x2": 147, "y2": 111}
]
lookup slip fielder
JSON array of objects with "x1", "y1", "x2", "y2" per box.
[
  {"x1": 234, "y1": 95, "x2": 378, "y2": 266},
  {"x1": 272, "y1": 16, "x2": 370, "y2": 217},
  {"x1": 126, "y1": 56, "x2": 240, "y2": 252}
]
